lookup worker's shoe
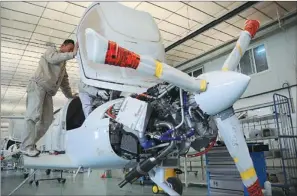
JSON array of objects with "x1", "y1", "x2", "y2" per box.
[{"x1": 20, "y1": 147, "x2": 40, "y2": 157}]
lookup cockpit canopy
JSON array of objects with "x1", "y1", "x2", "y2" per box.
[{"x1": 76, "y1": 2, "x2": 166, "y2": 93}]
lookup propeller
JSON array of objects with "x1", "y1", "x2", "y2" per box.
[
  {"x1": 84, "y1": 28, "x2": 207, "y2": 94},
  {"x1": 215, "y1": 20, "x2": 265, "y2": 196},
  {"x1": 221, "y1": 20, "x2": 260, "y2": 72}
]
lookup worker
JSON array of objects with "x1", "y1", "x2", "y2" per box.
[
  {"x1": 21, "y1": 39, "x2": 79, "y2": 157},
  {"x1": 78, "y1": 80, "x2": 110, "y2": 117}
]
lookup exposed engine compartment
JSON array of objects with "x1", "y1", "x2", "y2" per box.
[{"x1": 106, "y1": 82, "x2": 218, "y2": 161}]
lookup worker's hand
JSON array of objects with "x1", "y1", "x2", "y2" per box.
[
  {"x1": 73, "y1": 42, "x2": 79, "y2": 57},
  {"x1": 97, "y1": 90, "x2": 109, "y2": 100}
]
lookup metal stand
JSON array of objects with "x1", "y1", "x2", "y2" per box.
[
  {"x1": 235, "y1": 92, "x2": 297, "y2": 196},
  {"x1": 273, "y1": 93, "x2": 297, "y2": 195},
  {"x1": 8, "y1": 169, "x2": 38, "y2": 196},
  {"x1": 29, "y1": 170, "x2": 66, "y2": 186},
  {"x1": 74, "y1": 166, "x2": 82, "y2": 179},
  {"x1": 88, "y1": 168, "x2": 91, "y2": 177}
]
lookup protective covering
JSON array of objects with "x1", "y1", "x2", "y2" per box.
[{"x1": 76, "y1": 2, "x2": 166, "y2": 93}]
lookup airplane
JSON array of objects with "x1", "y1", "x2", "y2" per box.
[{"x1": 8, "y1": 2, "x2": 263, "y2": 196}]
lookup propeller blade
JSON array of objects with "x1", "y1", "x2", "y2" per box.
[
  {"x1": 222, "y1": 20, "x2": 260, "y2": 72},
  {"x1": 215, "y1": 108, "x2": 263, "y2": 196},
  {"x1": 85, "y1": 28, "x2": 207, "y2": 93}
]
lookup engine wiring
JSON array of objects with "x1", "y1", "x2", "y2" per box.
[
  {"x1": 107, "y1": 106, "x2": 116, "y2": 119},
  {"x1": 106, "y1": 93, "x2": 152, "y2": 119},
  {"x1": 185, "y1": 135, "x2": 217, "y2": 158},
  {"x1": 106, "y1": 93, "x2": 153, "y2": 119},
  {"x1": 105, "y1": 85, "x2": 218, "y2": 158}
]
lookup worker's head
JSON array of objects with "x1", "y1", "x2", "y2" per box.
[{"x1": 60, "y1": 39, "x2": 75, "y2": 53}]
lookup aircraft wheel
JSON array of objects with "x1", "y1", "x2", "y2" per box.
[
  {"x1": 61, "y1": 179, "x2": 66, "y2": 184},
  {"x1": 45, "y1": 169, "x2": 51, "y2": 175},
  {"x1": 35, "y1": 181, "x2": 39, "y2": 186},
  {"x1": 58, "y1": 179, "x2": 61, "y2": 183},
  {"x1": 29, "y1": 180, "x2": 34, "y2": 185},
  {"x1": 152, "y1": 184, "x2": 159, "y2": 194},
  {"x1": 166, "y1": 177, "x2": 183, "y2": 195}
]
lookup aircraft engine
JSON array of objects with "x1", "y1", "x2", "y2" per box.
[{"x1": 105, "y1": 83, "x2": 218, "y2": 161}]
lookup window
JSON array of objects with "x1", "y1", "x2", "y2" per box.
[
  {"x1": 193, "y1": 68, "x2": 203, "y2": 77},
  {"x1": 187, "y1": 68, "x2": 203, "y2": 77},
  {"x1": 238, "y1": 44, "x2": 268, "y2": 75}
]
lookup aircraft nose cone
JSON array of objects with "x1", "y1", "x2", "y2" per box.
[
  {"x1": 232, "y1": 73, "x2": 250, "y2": 93},
  {"x1": 194, "y1": 71, "x2": 251, "y2": 115}
]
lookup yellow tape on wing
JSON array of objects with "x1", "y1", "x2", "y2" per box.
[
  {"x1": 233, "y1": 157, "x2": 239, "y2": 163},
  {"x1": 155, "y1": 61, "x2": 163, "y2": 78},
  {"x1": 240, "y1": 167, "x2": 256, "y2": 180}
]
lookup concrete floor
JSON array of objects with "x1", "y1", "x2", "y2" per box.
[{"x1": 1, "y1": 169, "x2": 208, "y2": 196}]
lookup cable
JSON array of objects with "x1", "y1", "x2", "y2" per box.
[
  {"x1": 106, "y1": 106, "x2": 116, "y2": 119},
  {"x1": 136, "y1": 93, "x2": 149, "y2": 99},
  {"x1": 175, "y1": 89, "x2": 185, "y2": 129},
  {"x1": 186, "y1": 136, "x2": 217, "y2": 158}
]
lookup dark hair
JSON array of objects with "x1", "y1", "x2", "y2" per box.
[{"x1": 63, "y1": 39, "x2": 75, "y2": 45}]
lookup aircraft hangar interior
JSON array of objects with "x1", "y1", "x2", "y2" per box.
[{"x1": 1, "y1": 1, "x2": 297, "y2": 196}]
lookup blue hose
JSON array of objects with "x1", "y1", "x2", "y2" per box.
[
  {"x1": 141, "y1": 92, "x2": 192, "y2": 147},
  {"x1": 139, "y1": 138, "x2": 155, "y2": 149},
  {"x1": 159, "y1": 128, "x2": 195, "y2": 141}
]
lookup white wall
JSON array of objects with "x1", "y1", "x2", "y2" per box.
[{"x1": 189, "y1": 24, "x2": 297, "y2": 111}]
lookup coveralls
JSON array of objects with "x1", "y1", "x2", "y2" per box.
[
  {"x1": 78, "y1": 80, "x2": 109, "y2": 117},
  {"x1": 21, "y1": 46, "x2": 75, "y2": 155}
]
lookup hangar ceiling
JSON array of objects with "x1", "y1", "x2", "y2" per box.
[{"x1": 1, "y1": 1, "x2": 296, "y2": 119}]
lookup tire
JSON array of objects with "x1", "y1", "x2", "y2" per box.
[
  {"x1": 166, "y1": 177, "x2": 183, "y2": 195},
  {"x1": 35, "y1": 181, "x2": 39, "y2": 186},
  {"x1": 29, "y1": 180, "x2": 33, "y2": 185},
  {"x1": 152, "y1": 184, "x2": 159, "y2": 194},
  {"x1": 45, "y1": 169, "x2": 51, "y2": 175},
  {"x1": 58, "y1": 179, "x2": 61, "y2": 183},
  {"x1": 61, "y1": 179, "x2": 66, "y2": 184}
]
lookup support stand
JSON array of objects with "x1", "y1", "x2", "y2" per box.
[
  {"x1": 87, "y1": 168, "x2": 91, "y2": 177},
  {"x1": 74, "y1": 166, "x2": 82, "y2": 179},
  {"x1": 29, "y1": 170, "x2": 66, "y2": 186},
  {"x1": 8, "y1": 169, "x2": 38, "y2": 196}
]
